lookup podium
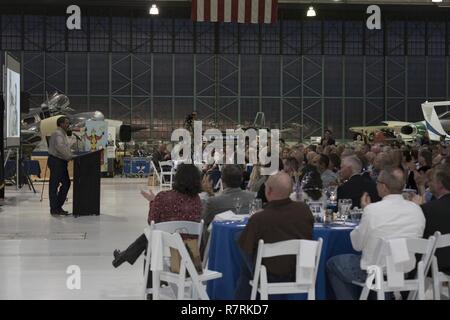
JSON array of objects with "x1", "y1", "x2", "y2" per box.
[{"x1": 73, "y1": 150, "x2": 102, "y2": 216}]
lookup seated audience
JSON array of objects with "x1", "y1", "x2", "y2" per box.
[
  {"x1": 283, "y1": 157, "x2": 300, "y2": 184},
  {"x1": 300, "y1": 165, "x2": 327, "y2": 204},
  {"x1": 202, "y1": 165, "x2": 256, "y2": 228},
  {"x1": 328, "y1": 153, "x2": 341, "y2": 173},
  {"x1": 256, "y1": 160, "x2": 284, "y2": 204},
  {"x1": 327, "y1": 166, "x2": 426, "y2": 300},
  {"x1": 112, "y1": 164, "x2": 202, "y2": 269},
  {"x1": 313, "y1": 154, "x2": 338, "y2": 188},
  {"x1": 418, "y1": 149, "x2": 432, "y2": 173},
  {"x1": 235, "y1": 172, "x2": 314, "y2": 299},
  {"x1": 321, "y1": 129, "x2": 336, "y2": 146},
  {"x1": 418, "y1": 164, "x2": 450, "y2": 275},
  {"x1": 152, "y1": 143, "x2": 171, "y2": 171},
  {"x1": 337, "y1": 155, "x2": 380, "y2": 208}
]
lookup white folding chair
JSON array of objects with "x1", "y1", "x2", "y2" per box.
[
  {"x1": 431, "y1": 232, "x2": 450, "y2": 300},
  {"x1": 143, "y1": 220, "x2": 222, "y2": 300},
  {"x1": 355, "y1": 236, "x2": 436, "y2": 300},
  {"x1": 150, "y1": 160, "x2": 161, "y2": 186},
  {"x1": 149, "y1": 230, "x2": 222, "y2": 300},
  {"x1": 159, "y1": 160, "x2": 174, "y2": 188},
  {"x1": 250, "y1": 238, "x2": 323, "y2": 300}
]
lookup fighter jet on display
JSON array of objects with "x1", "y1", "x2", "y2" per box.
[
  {"x1": 349, "y1": 103, "x2": 450, "y2": 143},
  {"x1": 19, "y1": 92, "x2": 147, "y2": 153}
]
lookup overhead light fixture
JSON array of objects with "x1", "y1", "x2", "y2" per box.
[
  {"x1": 149, "y1": 4, "x2": 159, "y2": 15},
  {"x1": 307, "y1": 6, "x2": 316, "y2": 17},
  {"x1": 432, "y1": 0, "x2": 443, "y2": 2}
]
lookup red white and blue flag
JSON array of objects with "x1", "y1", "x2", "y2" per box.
[{"x1": 191, "y1": 0, "x2": 278, "y2": 24}]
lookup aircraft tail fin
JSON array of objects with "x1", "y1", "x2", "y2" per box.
[{"x1": 421, "y1": 101, "x2": 450, "y2": 141}]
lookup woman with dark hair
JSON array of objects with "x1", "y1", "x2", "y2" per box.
[
  {"x1": 256, "y1": 158, "x2": 284, "y2": 204},
  {"x1": 418, "y1": 150, "x2": 432, "y2": 173},
  {"x1": 112, "y1": 164, "x2": 202, "y2": 268},
  {"x1": 328, "y1": 153, "x2": 341, "y2": 173},
  {"x1": 300, "y1": 165, "x2": 325, "y2": 202}
]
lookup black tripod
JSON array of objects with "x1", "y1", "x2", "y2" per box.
[{"x1": 17, "y1": 158, "x2": 37, "y2": 193}]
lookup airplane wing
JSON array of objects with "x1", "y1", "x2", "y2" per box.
[
  {"x1": 349, "y1": 125, "x2": 387, "y2": 134},
  {"x1": 422, "y1": 101, "x2": 450, "y2": 141},
  {"x1": 381, "y1": 121, "x2": 411, "y2": 128}
]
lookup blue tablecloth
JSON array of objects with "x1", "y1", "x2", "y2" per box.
[
  {"x1": 207, "y1": 220, "x2": 358, "y2": 300},
  {"x1": 5, "y1": 160, "x2": 41, "y2": 178}
]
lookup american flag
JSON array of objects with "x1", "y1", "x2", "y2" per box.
[{"x1": 191, "y1": 0, "x2": 278, "y2": 24}]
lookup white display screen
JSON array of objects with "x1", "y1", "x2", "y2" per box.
[{"x1": 6, "y1": 68, "x2": 20, "y2": 138}]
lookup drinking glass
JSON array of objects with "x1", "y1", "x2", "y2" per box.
[
  {"x1": 234, "y1": 197, "x2": 242, "y2": 214},
  {"x1": 248, "y1": 201, "x2": 256, "y2": 216},
  {"x1": 328, "y1": 187, "x2": 338, "y2": 202},
  {"x1": 350, "y1": 208, "x2": 363, "y2": 223},
  {"x1": 254, "y1": 198, "x2": 262, "y2": 211},
  {"x1": 338, "y1": 199, "x2": 352, "y2": 224}
]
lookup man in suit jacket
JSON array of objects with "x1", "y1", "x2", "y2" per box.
[
  {"x1": 202, "y1": 164, "x2": 256, "y2": 228},
  {"x1": 337, "y1": 155, "x2": 381, "y2": 208},
  {"x1": 420, "y1": 163, "x2": 450, "y2": 275}
]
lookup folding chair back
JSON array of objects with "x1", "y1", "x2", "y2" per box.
[
  {"x1": 150, "y1": 160, "x2": 161, "y2": 184},
  {"x1": 143, "y1": 220, "x2": 221, "y2": 300},
  {"x1": 159, "y1": 161, "x2": 174, "y2": 188},
  {"x1": 151, "y1": 230, "x2": 210, "y2": 300},
  {"x1": 250, "y1": 238, "x2": 323, "y2": 300},
  {"x1": 360, "y1": 236, "x2": 436, "y2": 300},
  {"x1": 431, "y1": 232, "x2": 450, "y2": 300}
]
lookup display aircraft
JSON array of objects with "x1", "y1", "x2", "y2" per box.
[
  {"x1": 18, "y1": 92, "x2": 146, "y2": 153},
  {"x1": 349, "y1": 103, "x2": 450, "y2": 143}
]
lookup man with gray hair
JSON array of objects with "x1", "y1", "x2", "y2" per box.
[
  {"x1": 235, "y1": 171, "x2": 314, "y2": 299},
  {"x1": 327, "y1": 166, "x2": 425, "y2": 300},
  {"x1": 418, "y1": 164, "x2": 450, "y2": 275},
  {"x1": 337, "y1": 155, "x2": 380, "y2": 208}
]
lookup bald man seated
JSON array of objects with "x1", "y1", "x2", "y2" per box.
[{"x1": 235, "y1": 171, "x2": 314, "y2": 299}]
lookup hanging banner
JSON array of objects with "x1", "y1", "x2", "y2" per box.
[{"x1": 83, "y1": 120, "x2": 108, "y2": 172}]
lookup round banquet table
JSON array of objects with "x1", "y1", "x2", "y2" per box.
[{"x1": 206, "y1": 219, "x2": 359, "y2": 300}]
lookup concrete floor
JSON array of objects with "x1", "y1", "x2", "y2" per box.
[{"x1": 0, "y1": 178, "x2": 161, "y2": 300}]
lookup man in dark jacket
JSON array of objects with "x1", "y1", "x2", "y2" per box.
[
  {"x1": 337, "y1": 155, "x2": 381, "y2": 208},
  {"x1": 320, "y1": 129, "x2": 336, "y2": 146},
  {"x1": 420, "y1": 163, "x2": 450, "y2": 275}
]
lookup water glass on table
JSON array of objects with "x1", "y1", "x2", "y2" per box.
[
  {"x1": 338, "y1": 199, "x2": 352, "y2": 224},
  {"x1": 350, "y1": 207, "x2": 363, "y2": 223},
  {"x1": 234, "y1": 197, "x2": 242, "y2": 214},
  {"x1": 249, "y1": 198, "x2": 262, "y2": 216}
]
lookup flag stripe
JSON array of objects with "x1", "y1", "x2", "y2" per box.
[
  {"x1": 197, "y1": 0, "x2": 204, "y2": 21},
  {"x1": 218, "y1": 0, "x2": 225, "y2": 23},
  {"x1": 251, "y1": 0, "x2": 259, "y2": 24},
  {"x1": 238, "y1": 0, "x2": 246, "y2": 23},
  {"x1": 231, "y1": 0, "x2": 239, "y2": 22},
  {"x1": 245, "y1": 0, "x2": 252, "y2": 24},
  {"x1": 271, "y1": 0, "x2": 277, "y2": 23},
  {"x1": 258, "y1": 0, "x2": 265, "y2": 24},
  {"x1": 264, "y1": 0, "x2": 271, "y2": 23},
  {"x1": 204, "y1": 0, "x2": 211, "y2": 22},
  {"x1": 192, "y1": 0, "x2": 197, "y2": 21},
  {"x1": 211, "y1": 0, "x2": 218, "y2": 22},
  {"x1": 224, "y1": 0, "x2": 232, "y2": 22},
  {"x1": 192, "y1": 0, "x2": 277, "y2": 24}
]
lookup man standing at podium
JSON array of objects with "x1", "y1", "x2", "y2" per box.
[{"x1": 48, "y1": 116, "x2": 73, "y2": 216}]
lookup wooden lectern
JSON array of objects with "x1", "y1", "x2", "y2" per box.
[{"x1": 73, "y1": 150, "x2": 102, "y2": 216}]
